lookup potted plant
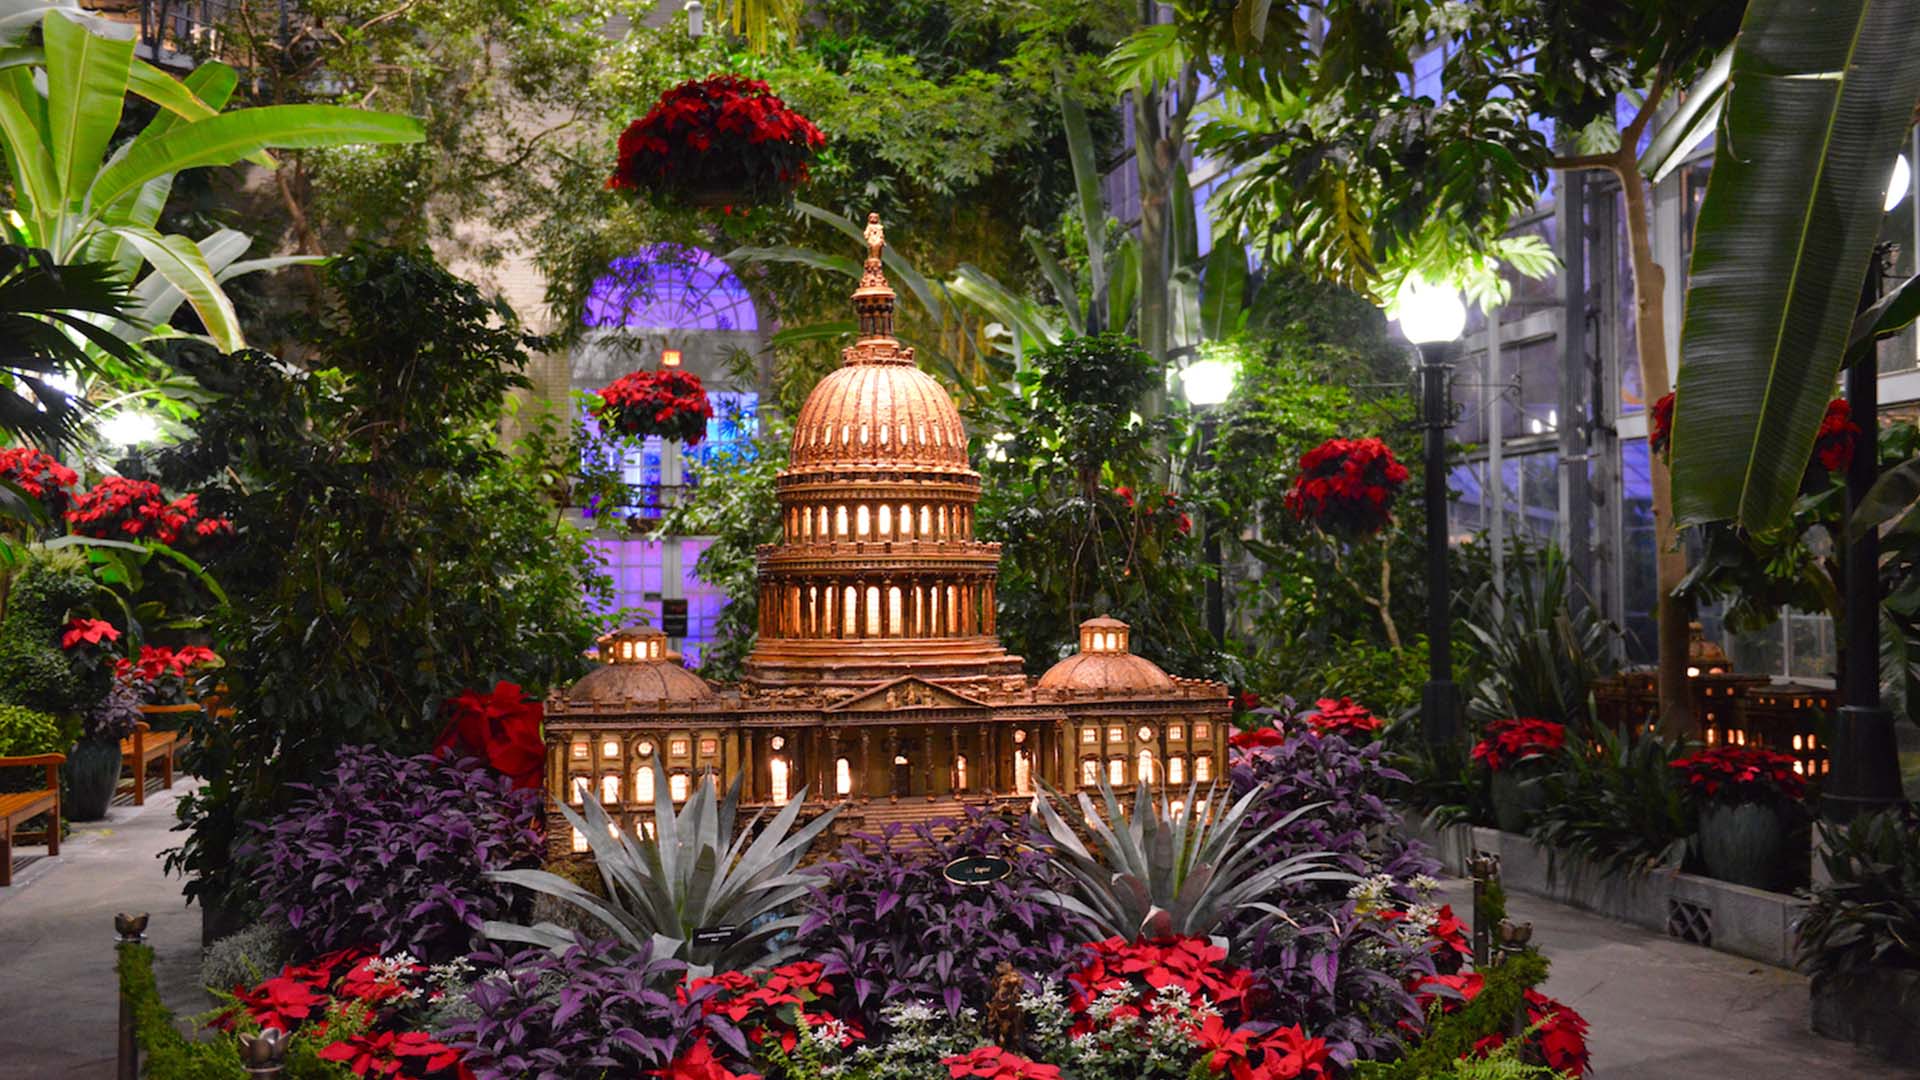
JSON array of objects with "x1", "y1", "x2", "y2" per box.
[
  {"x1": 1669, "y1": 745, "x2": 1805, "y2": 889},
  {"x1": 1472, "y1": 717, "x2": 1567, "y2": 833},
  {"x1": 592, "y1": 369, "x2": 715, "y2": 445},
  {"x1": 608, "y1": 74, "x2": 825, "y2": 210},
  {"x1": 68, "y1": 675, "x2": 141, "y2": 820},
  {"x1": 119, "y1": 644, "x2": 222, "y2": 732}
]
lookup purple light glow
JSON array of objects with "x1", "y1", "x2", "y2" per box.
[{"x1": 582, "y1": 244, "x2": 759, "y2": 332}]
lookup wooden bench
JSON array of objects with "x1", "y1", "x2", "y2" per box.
[
  {"x1": 0, "y1": 753, "x2": 63, "y2": 886},
  {"x1": 120, "y1": 723, "x2": 179, "y2": 806}
]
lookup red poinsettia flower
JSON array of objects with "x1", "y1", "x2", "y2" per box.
[
  {"x1": 1470, "y1": 718, "x2": 1566, "y2": 772},
  {"x1": 594, "y1": 369, "x2": 714, "y2": 445},
  {"x1": 1812, "y1": 398, "x2": 1861, "y2": 473},
  {"x1": 60, "y1": 617, "x2": 121, "y2": 650},
  {"x1": 1230, "y1": 724, "x2": 1289, "y2": 751},
  {"x1": 610, "y1": 74, "x2": 824, "y2": 208},
  {"x1": 434, "y1": 682, "x2": 545, "y2": 789},
  {"x1": 224, "y1": 972, "x2": 330, "y2": 1032},
  {"x1": 319, "y1": 1030, "x2": 465, "y2": 1078},
  {"x1": 1113, "y1": 485, "x2": 1135, "y2": 507},
  {"x1": 1284, "y1": 437, "x2": 1409, "y2": 536},
  {"x1": 1649, "y1": 391, "x2": 1675, "y2": 457},
  {"x1": 941, "y1": 1046, "x2": 1062, "y2": 1080},
  {"x1": 661, "y1": 1034, "x2": 761, "y2": 1080},
  {"x1": 1670, "y1": 745, "x2": 1806, "y2": 804},
  {"x1": 0, "y1": 446, "x2": 78, "y2": 509},
  {"x1": 1307, "y1": 697, "x2": 1382, "y2": 739}
]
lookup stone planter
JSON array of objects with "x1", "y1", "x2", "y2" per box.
[
  {"x1": 1810, "y1": 968, "x2": 1920, "y2": 1065},
  {"x1": 63, "y1": 737, "x2": 121, "y2": 821},
  {"x1": 1489, "y1": 765, "x2": 1549, "y2": 834},
  {"x1": 1697, "y1": 800, "x2": 1790, "y2": 890}
]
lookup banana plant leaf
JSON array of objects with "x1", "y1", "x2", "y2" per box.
[{"x1": 1670, "y1": 0, "x2": 1920, "y2": 530}]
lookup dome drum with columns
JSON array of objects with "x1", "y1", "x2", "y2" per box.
[{"x1": 541, "y1": 217, "x2": 1229, "y2": 855}]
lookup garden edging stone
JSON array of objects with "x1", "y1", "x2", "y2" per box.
[{"x1": 1411, "y1": 820, "x2": 1803, "y2": 969}]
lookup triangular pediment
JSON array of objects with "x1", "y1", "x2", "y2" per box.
[{"x1": 829, "y1": 677, "x2": 991, "y2": 713}]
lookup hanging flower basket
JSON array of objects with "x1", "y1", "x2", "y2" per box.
[
  {"x1": 1283, "y1": 437, "x2": 1410, "y2": 536},
  {"x1": 592, "y1": 368, "x2": 715, "y2": 445},
  {"x1": 608, "y1": 74, "x2": 825, "y2": 210}
]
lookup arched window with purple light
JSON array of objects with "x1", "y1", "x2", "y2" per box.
[
  {"x1": 583, "y1": 244, "x2": 760, "y2": 334},
  {"x1": 576, "y1": 244, "x2": 763, "y2": 671}
]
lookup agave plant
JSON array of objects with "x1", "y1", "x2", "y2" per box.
[
  {"x1": 484, "y1": 759, "x2": 840, "y2": 974},
  {"x1": 1029, "y1": 777, "x2": 1353, "y2": 945}
]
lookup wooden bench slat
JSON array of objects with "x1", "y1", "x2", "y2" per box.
[{"x1": 0, "y1": 791, "x2": 56, "y2": 819}]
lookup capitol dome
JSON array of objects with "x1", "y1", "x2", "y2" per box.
[
  {"x1": 569, "y1": 625, "x2": 718, "y2": 704},
  {"x1": 1038, "y1": 616, "x2": 1175, "y2": 692},
  {"x1": 789, "y1": 360, "x2": 971, "y2": 473}
]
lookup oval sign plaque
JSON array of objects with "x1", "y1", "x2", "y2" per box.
[{"x1": 943, "y1": 855, "x2": 1012, "y2": 886}]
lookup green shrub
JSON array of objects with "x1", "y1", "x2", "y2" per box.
[
  {"x1": 0, "y1": 551, "x2": 102, "y2": 715},
  {"x1": 199, "y1": 920, "x2": 291, "y2": 994},
  {"x1": 1528, "y1": 725, "x2": 1693, "y2": 878},
  {"x1": 1797, "y1": 805, "x2": 1920, "y2": 986},
  {"x1": 0, "y1": 703, "x2": 69, "y2": 793},
  {"x1": 156, "y1": 246, "x2": 611, "y2": 914}
]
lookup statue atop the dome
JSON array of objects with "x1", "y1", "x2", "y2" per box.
[{"x1": 864, "y1": 212, "x2": 885, "y2": 263}]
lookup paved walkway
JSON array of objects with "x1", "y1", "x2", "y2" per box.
[
  {"x1": 1, "y1": 786, "x2": 1912, "y2": 1079},
  {"x1": 1440, "y1": 880, "x2": 1920, "y2": 1079},
  {"x1": 0, "y1": 782, "x2": 205, "y2": 1078}
]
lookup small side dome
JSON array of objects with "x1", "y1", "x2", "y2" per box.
[
  {"x1": 568, "y1": 625, "x2": 717, "y2": 704},
  {"x1": 1037, "y1": 615, "x2": 1174, "y2": 692}
]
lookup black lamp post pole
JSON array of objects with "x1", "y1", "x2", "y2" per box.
[
  {"x1": 1200, "y1": 413, "x2": 1226, "y2": 646},
  {"x1": 1828, "y1": 242, "x2": 1902, "y2": 822},
  {"x1": 1419, "y1": 342, "x2": 1459, "y2": 746}
]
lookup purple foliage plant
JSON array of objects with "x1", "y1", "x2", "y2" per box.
[
  {"x1": 793, "y1": 808, "x2": 1084, "y2": 1028},
  {"x1": 1226, "y1": 732, "x2": 1444, "y2": 1065},
  {"x1": 441, "y1": 936, "x2": 719, "y2": 1080},
  {"x1": 245, "y1": 745, "x2": 544, "y2": 962}
]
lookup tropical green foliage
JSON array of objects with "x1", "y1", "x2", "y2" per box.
[
  {"x1": 0, "y1": 245, "x2": 136, "y2": 443},
  {"x1": 155, "y1": 247, "x2": 610, "y2": 911},
  {"x1": 1029, "y1": 777, "x2": 1349, "y2": 943},
  {"x1": 975, "y1": 333, "x2": 1213, "y2": 673},
  {"x1": 0, "y1": 547, "x2": 102, "y2": 715},
  {"x1": 0, "y1": 9, "x2": 421, "y2": 353},
  {"x1": 1672, "y1": 0, "x2": 1920, "y2": 530},
  {"x1": 1461, "y1": 543, "x2": 1618, "y2": 728},
  {"x1": 1528, "y1": 725, "x2": 1693, "y2": 878},
  {"x1": 656, "y1": 417, "x2": 788, "y2": 682},
  {"x1": 1796, "y1": 805, "x2": 1920, "y2": 985},
  {"x1": 487, "y1": 762, "x2": 840, "y2": 973}
]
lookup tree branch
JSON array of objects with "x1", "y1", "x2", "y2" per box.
[{"x1": 1623, "y1": 64, "x2": 1672, "y2": 146}]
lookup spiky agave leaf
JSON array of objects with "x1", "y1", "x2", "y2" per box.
[
  {"x1": 487, "y1": 757, "x2": 841, "y2": 973},
  {"x1": 1030, "y1": 775, "x2": 1354, "y2": 945}
]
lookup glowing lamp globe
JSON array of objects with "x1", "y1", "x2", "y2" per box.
[
  {"x1": 1397, "y1": 277, "x2": 1466, "y2": 346},
  {"x1": 1886, "y1": 154, "x2": 1910, "y2": 213},
  {"x1": 98, "y1": 410, "x2": 160, "y2": 447},
  {"x1": 1180, "y1": 356, "x2": 1240, "y2": 407}
]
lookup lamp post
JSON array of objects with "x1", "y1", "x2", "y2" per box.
[
  {"x1": 97, "y1": 409, "x2": 161, "y2": 479},
  {"x1": 1181, "y1": 355, "x2": 1239, "y2": 646},
  {"x1": 1398, "y1": 278, "x2": 1466, "y2": 746},
  {"x1": 1829, "y1": 227, "x2": 1903, "y2": 823}
]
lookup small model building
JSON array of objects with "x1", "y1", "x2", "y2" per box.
[{"x1": 542, "y1": 217, "x2": 1231, "y2": 854}]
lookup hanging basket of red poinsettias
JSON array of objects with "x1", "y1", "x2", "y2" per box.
[
  {"x1": 608, "y1": 74, "x2": 825, "y2": 210},
  {"x1": 1283, "y1": 436, "x2": 1411, "y2": 537},
  {"x1": 592, "y1": 369, "x2": 715, "y2": 445}
]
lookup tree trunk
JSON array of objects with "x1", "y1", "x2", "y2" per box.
[
  {"x1": 1131, "y1": 83, "x2": 1171, "y2": 369},
  {"x1": 1615, "y1": 160, "x2": 1693, "y2": 740}
]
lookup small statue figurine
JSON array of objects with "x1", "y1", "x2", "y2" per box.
[
  {"x1": 864, "y1": 212, "x2": 885, "y2": 262},
  {"x1": 983, "y1": 960, "x2": 1026, "y2": 1049}
]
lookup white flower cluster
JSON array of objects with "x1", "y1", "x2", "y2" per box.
[
  {"x1": 369, "y1": 951, "x2": 423, "y2": 1000},
  {"x1": 1347, "y1": 872, "x2": 1398, "y2": 913}
]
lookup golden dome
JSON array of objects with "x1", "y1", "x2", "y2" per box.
[
  {"x1": 569, "y1": 626, "x2": 718, "y2": 704},
  {"x1": 1037, "y1": 616, "x2": 1174, "y2": 691},
  {"x1": 1038, "y1": 651, "x2": 1176, "y2": 692},
  {"x1": 789, "y1": 361, "x2": 971, "y2": 472}
]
